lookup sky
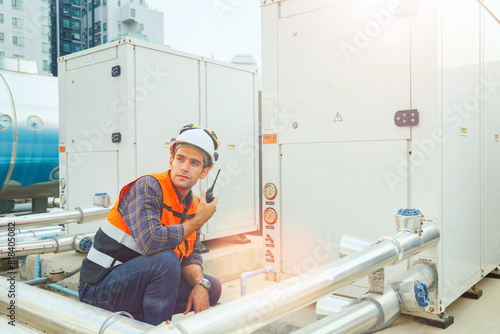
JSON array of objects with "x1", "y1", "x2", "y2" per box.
[{"x1": 147, "y1": 0, "x2": 262, "y2": 67}]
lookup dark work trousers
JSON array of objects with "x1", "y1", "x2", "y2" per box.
[{"x1": 79, "y1": 250, "x2": 221, "y2": 325}]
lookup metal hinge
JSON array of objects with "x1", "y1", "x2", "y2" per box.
[{"x1": 394, "y1": 109, "x2": 419, "y2": 127}]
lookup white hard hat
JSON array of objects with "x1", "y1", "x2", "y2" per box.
[{"x1": 169, "y1": 124, "x2": 219, "y2": 167}]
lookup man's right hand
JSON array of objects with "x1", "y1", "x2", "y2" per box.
[{"x1": 183, "y1": 190, "x2": 217, "y2": 238}]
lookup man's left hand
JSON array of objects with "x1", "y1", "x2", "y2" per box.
[{"x1": 184, "y1": 284, "x2": 210, "y2": 314}]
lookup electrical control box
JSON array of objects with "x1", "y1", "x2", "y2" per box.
[
  {"x1": 261, "y1": 0, "x2": 500, "y2": 314},
  {"x1": 58, "y1": 39, "x2": 260, "y2": 241}
]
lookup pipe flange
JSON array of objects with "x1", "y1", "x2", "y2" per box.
[
  {"x1": 75, "y1": 207, "x2": 85, "y2": 224},
  {"x1": 377, "y1": 236, "x2": 404, "y2": 264}
]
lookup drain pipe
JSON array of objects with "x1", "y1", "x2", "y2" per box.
[
  {"x1": 0, "y1": 233, "x2": 94, "y2": 258},
  {"x1": 145, "y1": 211, "x2": 439, "y2": 334},
  {"x1": 24, "y1": 254, "x2": 81, "y2": 298},
  {"x1": 292, "y1": 262, "x2": 437, "y2": 334},
  {"x1": 0, "y1": 279, "x2": 153, "y2": 334},
  {"x1": 240, "y1": 265, "x2": 274, "y2": 296},
  {"x1": 0, "y1": 206, "x2": 110, "y2": 231}
]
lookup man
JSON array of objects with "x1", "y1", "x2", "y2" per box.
[{"x1": 79, "y1": 124, "x2": 222, "y2": 325}]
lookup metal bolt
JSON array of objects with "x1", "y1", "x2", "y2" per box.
[
  {"x1": 292, "y1": 122, "x2": 298, "y2": 129},
  {"x1": 429, "y1": 307, "x2": 434, "y2": 312},
  {"x1": 411, "y1": 119, "x2": 415, "y2": 123},
  {"x1": 397, "y1": 117, "x2": 401, "y2": 120}
]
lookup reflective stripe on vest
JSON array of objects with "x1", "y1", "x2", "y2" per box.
[
  {"x1": 86, "y1": 247, "x2": 123, "y2": 268},
  {"x1": 101, "y1": 219, "x2": 141, "y2": 253}
]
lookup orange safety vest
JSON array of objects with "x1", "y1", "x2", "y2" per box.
[{"x1": 106, "y1": 171, "x2": 199, "y2": 261}]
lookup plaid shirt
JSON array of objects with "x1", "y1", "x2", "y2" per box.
[{"x1": 118, "y1": 175, "x2": 203, "y2": 268}]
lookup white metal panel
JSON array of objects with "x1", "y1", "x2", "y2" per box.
[
  {"x1": 280, "y1": 140, "x2": 408, "y2": 275},
  {"x1": 66, "y1": 151, "x2": 119, "y2": 235},
  {"x1": 64, "y1": 51, "x2": 120, "y2": 154},
  {"x1": 481, "y1": 10, "x2": 500, "y2": 272},
  {"x1": 134, "y1": 46, "x2": 200, "y2": 177},
  {"x1": 277, "y1": 0, "x2": 411, "y2": 144},
  {"x1": 203, "y1": 63, "x2": 259, "y2": 238},
  {"x1": 440, "y1": 0, "x2": 481, "y2": 302}
]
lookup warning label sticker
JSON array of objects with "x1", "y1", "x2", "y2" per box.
[{"x1": 333, "y1": 112, "x2": 343, "y2": 122}]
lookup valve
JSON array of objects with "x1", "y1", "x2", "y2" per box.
[
  {"x1": 398, "y1": 208, "x2": 421, "y2": 216},
  {"x1": 78, "y1": 237, "x2": 93, "y2": 253},
  {"x1": 414, "y1": 282, "x2": 430, "y2": 307}
]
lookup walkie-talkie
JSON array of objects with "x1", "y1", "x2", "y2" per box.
[{"x1": 205, "y1": 169, "x2": 221, "y2": 203}]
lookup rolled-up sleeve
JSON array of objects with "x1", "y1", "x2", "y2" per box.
[{"x1": 119, "y1": 176, "x2": 184, "y2": 255}]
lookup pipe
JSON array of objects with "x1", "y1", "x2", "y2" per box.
[
  {"x1": 315, "y1": 295, "x2": 355, "y2": 319},
  {"x1": 47, "y1": 283, "x2": 79, "y2": 298},
  {"x1": 0, "y1": 225, "x2": 64, "y2": 242},
  {"x1": 0, "y1": 233, "x2": 94, "y2": 258},
  {"x1": 48, "y1": 197, "x2": 60, "y2": 208},
  {"x1": 0, "y1": 279, "x2": 153, "y2": 334},
  {"x1": 298, "y1": 262, "x2": 437, "y2": 334},
  {"x1": 0, "y1": 206, "x2": 110, "y2": 231},
  {"x1": 145, "y1": 223, "x2": 440, "y2": 334},
  {"x1": 240, "y1": 265, "x2": 274, "y2": 296},
  {"x1": 339, "y1": 235, "x2": 374, "y2": 258},
  {"x1": 295, "y1": 300, "x2": 381, "y2": 334},
  {"x1": 1, "y1": 317, "x2": 42, "y2": 334}
]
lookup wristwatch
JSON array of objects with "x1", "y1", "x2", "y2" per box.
[{"x1": 194, "y1": 278, "x2": 211, "y2": 291}]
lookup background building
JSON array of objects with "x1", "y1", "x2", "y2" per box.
[
  {"x1": 50, "y1": 0, "x2": 164, "y2": 76},
  {"x1": 0, "y1": 0, "x2": 52, "y2": 75}
]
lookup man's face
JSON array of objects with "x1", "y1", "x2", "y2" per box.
[{"x1": 169, "y1": 146, "x2": 210, "y2": 192}]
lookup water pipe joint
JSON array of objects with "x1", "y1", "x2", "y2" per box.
[{"x1": 395, "y1": 208, "x2": 424, "y2": 234}]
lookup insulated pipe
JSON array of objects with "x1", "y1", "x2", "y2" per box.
[
  {"x1": 294, "y1": 300, "x2": 381, "y2": 334},
  {"x1": 339, "y1": 235, "x2": 373, "y2": 258},
  {"x1": 0, "y1": 206, "x2": 110, "y2": 231},
  {"x1": 145, "y1": 224, "x2": 440, "y2": 334},
  {"x1": 0, "y1": 232, "x2": 94, "y2": 258},
  {"x1": 240, "y1": 265, "x2": 274, "y2": 296},
  {"x1": 0, "y1": 225, "x2": 65, "y2": 244},
  {"x1": 0, "y1": 279, "x2": 153, "y2": 334},
  {"x1": 1, "y1": 317, "x2": 42, "y2": 334},
  {"x1": 298, "y1": 262, "x2": 438, "y2": 334}
]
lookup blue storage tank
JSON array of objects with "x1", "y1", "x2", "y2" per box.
[{"x1": 0, "y1": 59, "x2": 58, "y2": 200}]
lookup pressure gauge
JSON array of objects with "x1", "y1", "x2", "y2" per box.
[
  {"x1": 263, "y1": 183, "x2": 277, "y2": 200},
  {"x1": 0, "y1": 114, "x2": 12, "y2": 131},
  {"x1": 264, "y1": 208, "x2": 277, "y2": 225}
]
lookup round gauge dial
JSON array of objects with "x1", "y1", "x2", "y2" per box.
[
  {"x1": 263, "y1": 183, "x2": 277, "y2": 200},
  {"x1": 264, "y1": 208, "x2": 277, "y2": 225},
  {"x1": 0, "y1": 114, "x2": 12, "y2": 131}
]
